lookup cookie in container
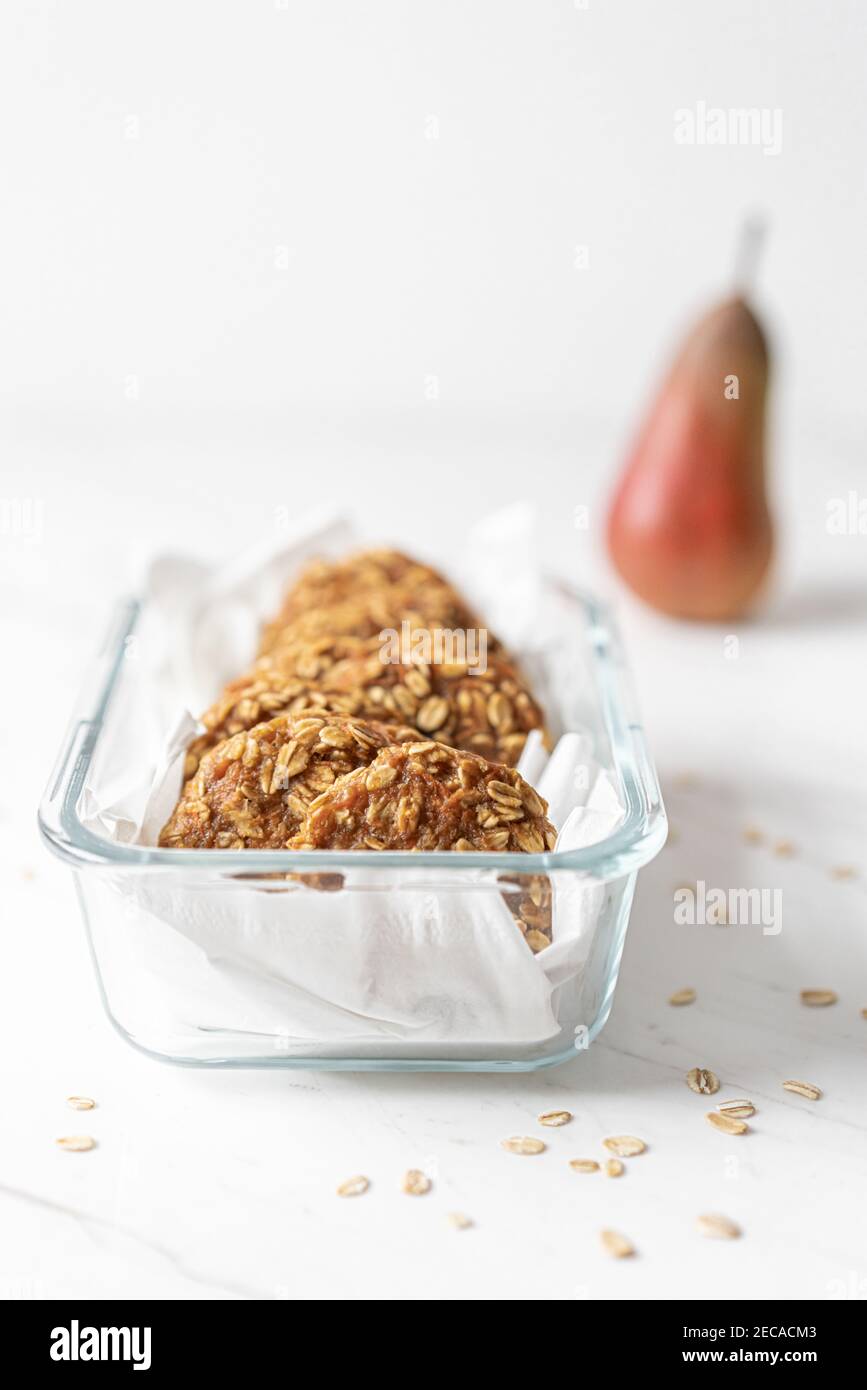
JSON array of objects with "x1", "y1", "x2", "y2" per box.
[{"x1": 38, "y1": 522, "x2": 666, "y2": 1070}]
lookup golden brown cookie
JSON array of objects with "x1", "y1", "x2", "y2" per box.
[
  {"x1": 318, "y1": 647, "x2": 546, "y2": 767},
  {"x1": 289, "y1": 742, "x2": 558, "y2": 854},
  {"x1": 159, "y1": 713, "x2": 416, "y2": 850},
  {"x1": 181, "y1": 638, "x2": 374, "y2": 779},
  {"x1": 185, "y1": 642, "x2": 546, "y2": 778},
  {"x1": 273, "y1": 549, "x2": 454, "y2": 621},
  {"x1": 259, "y1": 548, "x2": 498, "y2": 656},
  {"x1": 258, "y1": 586, "x2": 490, "y2": 657}
]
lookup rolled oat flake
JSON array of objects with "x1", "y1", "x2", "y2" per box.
[
  {"x1": 668, "y1": 987, "x2": 696, "y2": 1006},
  {"x1": 782, "y1": 1080, "x2": 822, "y2": 1101},
  {"x1": 66, "y1": 1096, "x2": 96, "y2": 1111},
  {"x1": 402, "y1": 1169, "x2": 432, "y2": 1195},
  {"x1": 600, "y1": 1229, "x2": 635, "y2": 1259},
  {"x1": 706, "y1": 1111, "x2": 748, "y2": 1136},
  {"x1": 602, "y1": 1135, "x2": 646, "y2": 1157},
  {"x1": 686, "y1": 1067, "x2": 720, "y2": 1095},
  {"x1": 502, "y1": 1136, "x2": 546, "y2": 1155},
  {"x1": 716, "y1": 1099, "x2": 755, "y2": 1119},
  {"x1": 538, "y1": 1109, "x2": 572, "y2": 1127},
  {"x1": 56, "y1": 1136, "x2": 96, "y2": 1153},
  {"x1": 697, "y1": 1213, "x2": 741, "y2": 1240},
  {"x1": 800, "y1": 989, "x2": 837, "y2": 1007},
  {"x1": 447, "y1": 1212, "x2": 473, "y2": 1230},
  {"x1": 337, "y1": 1175, "x2": 369, "y2": 1197}
]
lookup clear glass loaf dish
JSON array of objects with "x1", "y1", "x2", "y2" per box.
[{"x1": 38, "y1": 582, "x2": 666, "y2": 1071}]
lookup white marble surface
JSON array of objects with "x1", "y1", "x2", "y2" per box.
[{"x1": 2, "y1": 409, "x2": 866, "y2": 1302}]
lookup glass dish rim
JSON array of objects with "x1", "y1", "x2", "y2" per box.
[{"x1": 39, "y1": 583, "x2": 667, "y2": 880}]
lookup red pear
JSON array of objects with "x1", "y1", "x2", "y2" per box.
[{"x1": 607, "y1": 296, "x2": 773, "y2": 620}]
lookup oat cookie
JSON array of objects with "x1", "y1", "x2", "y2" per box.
[
  {"x1": 159, "y1": 713, "x2": 416, "y2": 850},
  {"x1": 259, "y1": 547, "x2": 491, "y2": 656},
  {"x1": 186, "y1": 641, "x2": 545, "y2": 778},
  {"x1": 182, "y1": 639, "x2": 376, "y2": 778},
  {"x1": 260, "y1": 589, "x2": 492, "y2": 654},
  {"x1": 289, "y1": 743, "x2": 557, "y2": 854},
  {"x1": 320, "y1": 647, "x2": 546, "y2": 767},
  {"x1": 273, "y1": 549, "x2": 455, "y2": 621}
]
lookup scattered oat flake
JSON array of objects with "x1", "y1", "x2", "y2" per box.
[
  {"x1": 605, "y1": 1159, "x2": 624, "y2": 1177},
  {"x1": 538, "y1": 1109, "x2": 572, "y2": 1127},
  {"x1": 600, "y1": 1229, "x2": 635, "y2": 1259},
  {"x1": 337, "y1": 1175, "x2": 369, "y2": 1197},
  {"x1": 502, "y1": 1135, "x2": 546, "y2": 1155},
  {"x1": 829, "y1": 865, "x2": 857, "y2": 880},
  {"x1": 686, "y1": 1067, "x2": 720, "y2": 1096},
  {"x1": 447, "y1": 1212, "x2": 473, "y2": 1230},
  {"x1": 569, "y1": 1159, "x2": 600, "y2": 1174},
  {"x1": 800, "y1": 989, "x2": 837, "y2": 1008},
  {"x1": 603, "y1": 1135, "x2": 646, "y2": 1157},
  {"x1": 862, "y1": 1008, "x2": 867, "y2": 1021},
  {"x1": 669, "y1": 987, "x2": 696, "y2": 1006},
  {"x1": 402, "y1": 1168, "x2": 432, "y2": 1195},
  {"x1": 773, "y1": 839, "x2": 795, "y2": 857},
  {"x1": 706, "y1": 1111, "x2": 748, "y2": 1136},
  {"x1": 66, "y1": 1096, "x2": 95, "y2": 1111},
  {"x1": 56, "y1": 1136, "x2": 96, "y2": 1152},
  {"x1": 782, "y1": 1079, "x2": 822, "y2": 1101},
  {"x1": 717, "y1": 1099, "x2": 755, "y2": 1119},
  {"x1": 697, "y1": 1213, "x2": 741, "y2": 1240},
  {"x1": 742, "y1": 826, "x2": 764, "y2": 846}
]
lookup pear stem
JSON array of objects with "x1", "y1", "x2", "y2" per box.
[{"x1": 733, "y1": 217, "x2": 767, "y2": 296}]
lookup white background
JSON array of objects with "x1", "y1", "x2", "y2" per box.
[{"x1": 1, "y1": 1, "x2": 866, "y2": 1303}]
